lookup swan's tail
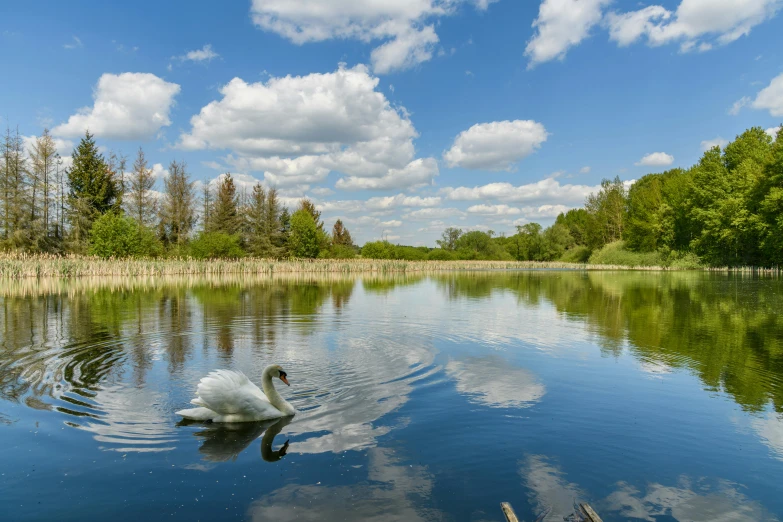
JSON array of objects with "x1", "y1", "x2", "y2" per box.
[{"x1": 176, "y1": 407, "x2": 216, "y2": 421}]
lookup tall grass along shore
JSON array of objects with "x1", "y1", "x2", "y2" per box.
[{"x1": 0, "y1": 253, "x2": 734, "y2": 280}]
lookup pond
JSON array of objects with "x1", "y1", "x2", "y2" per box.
[{"x1": 1, "y1": 271, "x2": 782, "y2": 521}]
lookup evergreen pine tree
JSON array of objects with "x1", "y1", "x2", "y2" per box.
[
  {"x1": 332, "y1": 219, "x2": 353, "y2": 246},
  {"x1": 126, "y1": 147, "x2": 157, "y2": 227},
  {"x1": 201, "y1": 183, "x2": 212, "y2": 233},
  {"x1": 160, "y1": 160, "x2": 196, "y2": 248},
  {"x1": 245, "y1": 183, "x2": 271, "y2": 256},
  {"x1": 265, "y1": 187, "x2": 284, "y2": 256},
  {"x1": 67, "y1": 131, "x2": 118, "y2": 249},
  {"x1": 298, "y1": 198, "x2": 324, "y2": 231},
  {"x1": 1, "y1": 126, "x2": 31, "y2": 249},
  {"x1": 208, "y1": 173, "x2": 240, "y2": 235},
  {"x1": 29, "y1": 129, "x2": 59, "y2": 250},
  {"x1": 279, "y1": 207, "x2": 291, "y2": 255}
]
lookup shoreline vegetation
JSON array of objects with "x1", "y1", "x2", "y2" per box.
[
  {"x1": 0, "y1": 265, "x2": 778, "y2": 300},
  {"x1": 2, "y1": 127, "x2": 782, "y2": 271},
  {"x1": 0, "y1": 254, "x2": 779, "y2": 281}
]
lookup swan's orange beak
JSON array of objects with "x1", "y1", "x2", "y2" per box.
[{"x1": 279, "y1": 375, "x2": 290, "y2": 386}]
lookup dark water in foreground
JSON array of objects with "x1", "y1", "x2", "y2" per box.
[{"x1": 1, "y1": 271, "x2": 782, "y2": 521}]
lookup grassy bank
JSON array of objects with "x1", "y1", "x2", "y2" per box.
[{"x1": 0, "y1": 253, "x2": 703, "y2": 279}]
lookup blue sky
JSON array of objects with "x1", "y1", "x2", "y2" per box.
[{"x1": 2, "y1": 0, "x2": 782, "y2": 245}]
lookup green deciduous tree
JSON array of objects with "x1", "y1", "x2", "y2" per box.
[
  {"x1": 687, "y1": 128, "x2": 773, "y2": 266},
  {"x1": 585, "y1": 176, "x2": 626, "y2": 249},
  {"x1": 289, "y1": 209, "x2": 320, "y2": 258},
  {"x1": 757, "y1": 127, "x2": 783, "y2": 266},
  {"x1": 541, "y1": 223, "x2": 574, "y2": 260},
  {"x1": 625, "y1": 173, "x2": 665, "y2": 252},
  {"x1": 555, "y1": 208, "x2": 589, "y2": 246},
  {"x1": 436, "y1": 227, "x2": 462, "y2": 250}
]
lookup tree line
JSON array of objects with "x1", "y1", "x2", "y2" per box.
[
  {"x1": 0, "y1": 129, "x2": 356, "y2": 259},
  {"x1": 362, "y1": 126, "x2": 782, "y2": 267},
  {"x1": 3, "y1": 125, "x2": 781, "y2": 266}
]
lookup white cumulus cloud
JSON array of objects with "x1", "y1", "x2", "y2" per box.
[
  {"x1": 181, "y1": 44, "x2": 219, "y2": 63},
  {"x1": 752, "y1": 72, "x2": 783, "y2": 117},
  {"x1": 443, "y1": 120, "x2": 548, "y2": 170},
  {"x1": 525, "y1": 0, "x2": 611, "y2": 67},
  {"x1": 606, "y1": 0, "x2": 782, "y2": 53},
  {"x1": 365, "y1": 193, "x2": 441, "y2": 210},
  {"x1": 53, "y1": 72, "x2": 180, "y2": 140},
  {"x1": 405, "y1": 207, "x2": 465, "y2": 221},
  {"x1": 250, "y1": 0, "x2": 494, "y2": 74},
  {"x1": 700, "y1": 137, "x2": 729, "y2": 151},
  {"x1": 179, "y1": 64, "x2": 437, "y2": 191},
  {"x1": 151, "y1": 163, "x2": 169, "y2": 180},
  {"x1": 729, "y1": 96, "x2": 751, "y2": 115},
  {"x1": 310, "y1": 187, "x2": 334, "y2": 197},
  {"x1": 467, "y1": 204, "x2": 521, "y2": 216},
  {"x1": 767, "y1": 126, "x2": 781, "y2": 140},
  {"x1": 529, "y1": 0, "x2": 782, "y2": 66},
  {"x1": 635, "y1": 152, "x2": 674, "y2": 167},
  {"x1": 441, "y1": 177, "x2": 600, "y2": 206}
]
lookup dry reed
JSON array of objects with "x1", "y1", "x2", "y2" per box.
[{"x1": 0, "y1": 253, "x2": 698, "y2": 281}]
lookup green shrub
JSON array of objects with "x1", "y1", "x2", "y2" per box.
[
  {"x1": 560, "y1": 245, "x2": 591, "y2": 263},
  {"x1": 665, "y1": 250, "x2": 703, "y2": 269},
  {"x1": 393, "y1": 245, "x2": 428, "y2": 260},
  {"x1": 361, "y1": 240, "x2": 395, "y2": 259},
  {"x1": 427, "y1": 248, "x2": 456, "y2": 261},
  {"x1": 189, "y1": 232, "x2": 245, "y2": 259},
  {"x1": 135, "y1": 225, "x2": 164, "y2": 258},
  {"x1": 89, "y1": 212, "x2": 162, "y2": 258},
  {"x1": 322, "y1": 244, "x2": 356, "y2": 259},
  {"x1": 588, "y1": 241, "x2": 664, "y2": 267}
]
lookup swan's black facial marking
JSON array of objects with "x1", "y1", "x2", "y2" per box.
[{"x1": 278, "y1": 370, "x2": 290, "y2": 386}]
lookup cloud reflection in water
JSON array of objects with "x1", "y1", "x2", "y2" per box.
[{"x1": 446, "y1": 356, "x2": 545, "y2": 409}]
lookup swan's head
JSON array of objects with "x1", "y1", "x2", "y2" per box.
[{"x1": 269, "y1": 365, "x2": 290, "y2": 386}]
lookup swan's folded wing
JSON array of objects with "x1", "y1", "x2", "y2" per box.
[{"x1": 193, "y1": 370, "x2": 270, "y2": 414}]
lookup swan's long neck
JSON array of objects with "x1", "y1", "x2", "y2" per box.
[{"x1": 262, "y1": 368, "x2": 294, "y2": 414}]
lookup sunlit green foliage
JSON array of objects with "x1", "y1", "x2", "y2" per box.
[
  {"x1": 361, "y1": 240, "x2": 396, "y2": 259},
  {"x1": 188, "y1": 232, "x2": 244, "y2": 259},
  {"x1": 89, "y1": 212, "x2": 162, "y2": 259},
  {"x1": 426, "y1": 248, "x2": 456, "y2": 260},
  {"x1": 289, "y1": 209, "x2": 320, "y2": 258},
  {"x1": 547, "y1": 126, "x2": 782, "y2": 267}
]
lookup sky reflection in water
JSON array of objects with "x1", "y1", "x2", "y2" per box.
[{"x1": 0, "y1": 271, "x2": 782, "y2": 521}]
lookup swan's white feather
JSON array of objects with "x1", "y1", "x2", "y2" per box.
[
  {"x1": 179, "y1": 370, "x2": 285, "y2": 422},
  {"x1": 175, "y1": 407, "x2": 215, "y2": 421}
]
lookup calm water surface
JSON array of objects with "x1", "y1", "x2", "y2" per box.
[{"x1": 1, "y1": 271, "x2": 782, "y2": 521}]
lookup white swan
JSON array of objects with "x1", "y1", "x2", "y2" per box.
[{"x1": 176, "y1": 365, "x2": 297, "y2": 422}]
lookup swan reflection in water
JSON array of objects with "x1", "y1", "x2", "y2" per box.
[{"x1": 178, "y1": 416, "x2": 293, "y2": 462}]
